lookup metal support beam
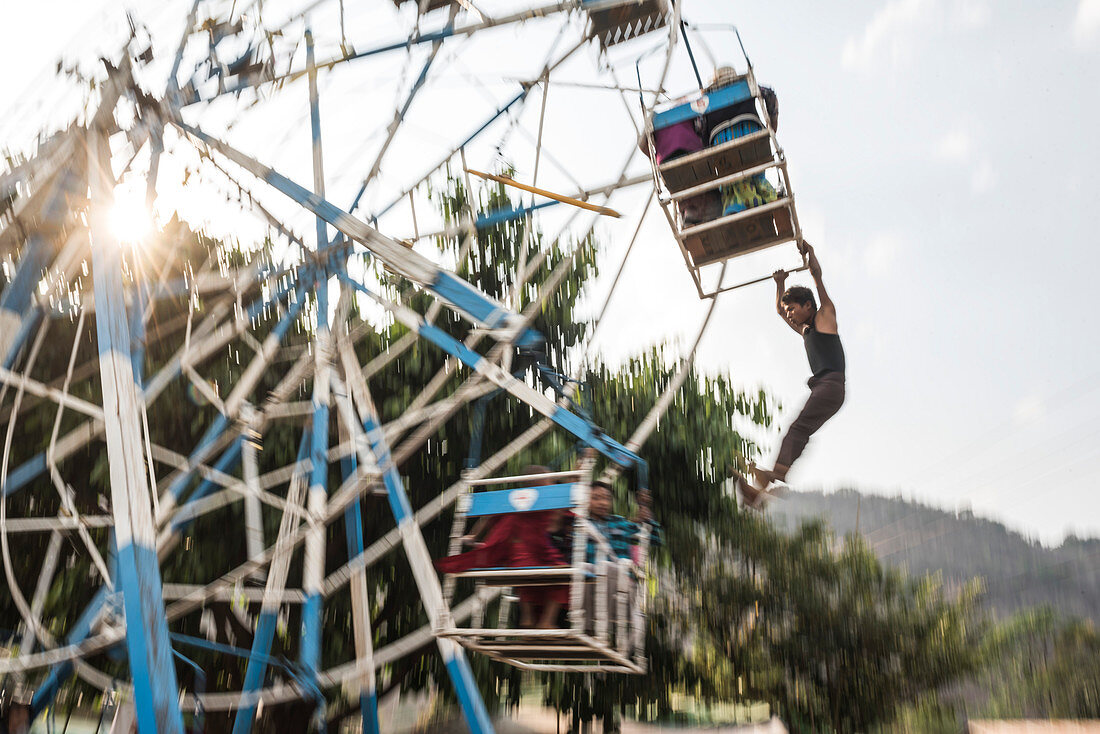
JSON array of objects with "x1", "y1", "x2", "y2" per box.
[
  {"x1": 332, "y1": 376, "x2": 494, "y2": 734},
  {"x1": 197, "y1": 0, "x2": 638, "y2": 104},
  {"x1": 338, "y1": 273, "x2": 641, "y2": 468},
  {"x1": 299, "y1": 32, "x2": 332, "y2": 725},
  {"x1": 0, "y1": 234, "x2": 49, "y2": 367},
  {"x1": 18, "y1": 530, "x2": 63, "y2": 655},
  {"x1": 232, "y1": 430, "x2": 311, "y2": 734},
  {"x1": 88, "y1": 124, "x2": 184, "y2": 733},
  {"x1": 173, "y1": 121, "x2": 536, "y2": 343},
  {"x1": 3, "y1": 282, "x2": 299, "y2": 505},
  {"x1": 241, "y1": 406, "x2": 265, "y2": 569},
  {"x1": 157, "y1": 285, "x2": 306, "y2": 521},
  {"x1": 335, "y1": 339, "x2": 382, "y2": 734}
]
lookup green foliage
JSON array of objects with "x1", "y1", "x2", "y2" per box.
[
  {"x1": 771, "y1": 490, "x2": 1100, "y2": 625},
  {"x1": 871, "y1": 694, "x2": 962, "y2": 734},
  {"x1": 757, "y1": 533, "x2": 984, "y2": 732},
  {"x1": 977, "y1": 607, "x2": 1100, "y2": 719}
]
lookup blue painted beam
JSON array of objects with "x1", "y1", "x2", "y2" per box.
[
  {"x1": 0, "y1": 235, "x2": 49, "y2": 367},
  {"x1": 465, "y1": 483, "x2": 575, "y2": 516},
  {"x1": 1, "y1": 306, "x2": 43, "y2": 370},
  {"x1": 175, "y1": 120, "x2": 534, "y2": 342},
  {"x1": 1, "y1": 168, "x2": 79, "y2": 365},
  {"x1": 353, "y1": 406, "x2": 494, "y2": 734},
  {"x1": 339, "y1": 438, "x2": 380, "y2": 734},
  {"x1": 473, "y1": 200, "x2": 559, "y2": 230},
  {"x1": 129, "y1": 278, "x2": 149, "y2": 390},
  {"x1": 232, "y1": 429, "x2": 313, "y2": 734},
  {"x1": 337, "y1": 273, "x2": 641, "y2": 469},
  {"x1": 168, "y1": 436, "x2": 245, "y2": 535},
  {"x1": 30, "y1": 584, "x2": 113, "y2": 717},
  {"x1": 88, "y1": 125, "x2": 184, "y2": 733},
  {"x1": 299, "y1": 32, "x2": 332, "y2": 726},
  {"x1": 651, "y1": 80, "x2": 752, "y2": 130}
]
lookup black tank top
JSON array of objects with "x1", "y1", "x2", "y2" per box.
[{"x1": 803, "y1": 323, "x2": 845, "y2": 377}]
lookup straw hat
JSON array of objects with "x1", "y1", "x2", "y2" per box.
[{"x1": 708, "y1": 65, "x2": 739, "y2": 90}]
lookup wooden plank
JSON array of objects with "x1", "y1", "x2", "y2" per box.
[
  {"x1": 658, "y1": 129, "x2": 773, "y2": 193},
  {"x1": 445, "y1": 568, "x2": 579, "y2": 588},
  {"x1": 681, "y1": 200, "x2": 796, "y2": 268},
  {"x1": 587, "y1": 0, "x2": 669, "y2": 47},
  {"x1": 475, "y1": 644, "x2": 611, "y2": 660}
]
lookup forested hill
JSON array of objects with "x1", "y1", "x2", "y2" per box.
[{"x1": 768, "y1": 489, "x2": 1100, "y2": 623}]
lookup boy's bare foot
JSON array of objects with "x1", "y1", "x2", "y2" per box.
[
  {"x1": 749, "y1": 462, "x2": 779, "y2": 488},
  {"x1": 752, "y1": 462, "x2": 791, "y2": 486},
  {"x1": 730, "y1": 470, "x2": 768, "y2": 511}
]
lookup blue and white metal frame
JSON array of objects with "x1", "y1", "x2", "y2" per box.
[
  {"x1": 300, "y1": 28, "x2": 332, "y2": 729},
  {"x1": 173, "y1": 120, "x2": 539, "y2": 348},
  {"x1": 337, "y1": 273, "x2": 643, "y2": 469},
  {"x1": 157, "y1": 283, "x2": 307, "y2": 523},
  {"x1": 87, "y1": 123, "x2": 184, "y2": 732},
  {"x1": 232, "y1": 429, "x2": 313, "y2": 734},
  {"x1": 335, "y1": 393, "x2": 380, "y2": 734},
  {"x1": 332, "y1": 377, "x2": 495, "y2": 734},
  {"x1": 0, "y1": 0, "x2": 694, "y2": 722},
  {"x1": 0, "y1": 233, "x2": 48, "y2": 369},
  {"x1": 0, "y1": 169, "x2": 78, "y2": 369}
]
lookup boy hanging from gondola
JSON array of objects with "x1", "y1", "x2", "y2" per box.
[{"x1": 732, "y1": 241, "x2": 846, "y2": 508}]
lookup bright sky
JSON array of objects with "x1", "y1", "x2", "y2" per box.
[{"x1": 2, "y1": 0, "x2": 1098, "y2": 545}]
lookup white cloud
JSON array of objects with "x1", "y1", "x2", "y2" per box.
[
  {"x1": 971, "y1": 159, "x2": 996, "y2": 194},
  {"x1": 930, "y1": 128, "x2": 995, "y2": 193},
  {"x1": 842, "y1": 0, "x2": 930, "y2": 71},
  {"x1": 934, "y1": 129, "x2": 973, "y2": 162},
  {"x1": 949, "y1": 0, "x2": 992, "y2": 30},
  {"x1": 1013, "y1": 394, "x2": 1046, "y2": 428},
  {"x1": 1074, "y1": 0, "x2": 1100, "y2": 45},
  {"x1": 863, "y1": 233, "x2": 905, "y2": 277},
  {"x1": 842, "y1": 0, "x2": 992, "y2": 71}
]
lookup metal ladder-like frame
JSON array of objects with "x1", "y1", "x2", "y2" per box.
[
  {"x1": 439, "y1": 460, "x2": 648, "y2": 674},
  {"x1": 646, "y1": 64, "x2": 807, "y2": 298}
]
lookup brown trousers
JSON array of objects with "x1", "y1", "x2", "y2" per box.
[{"x1": 776, "y1": 371, "x2": 845, "y2": 468}]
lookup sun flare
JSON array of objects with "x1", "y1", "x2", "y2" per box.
[{"x1": 109, "y1": 184, "x2": 153, "y2": 243}]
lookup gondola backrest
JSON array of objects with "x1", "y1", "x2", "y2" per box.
[
  {"x1": 651, "y1": 78, "x2": 753, "y2": 134},
  {"x1": 461, "y1": 483, "x2": 578, "y2": 517}
]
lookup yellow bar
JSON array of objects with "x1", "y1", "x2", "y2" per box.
[{"x1": 465, "y1": 169, "x2": 621, "y2": 218}]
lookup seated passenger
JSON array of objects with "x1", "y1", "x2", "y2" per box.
[
  {"x1": 435, "y1": 466, "x2": 569, "y2": 629},
  {"x1": 581, "y1": 482, "x2": 661, "y2": 635},
  {"x1": 641, "y1": 110, "x2": 722, "y2": 227},
  {"x1": 704, "y1": 66, "x2": 779, "y2": 134},
  {"x1": 586, "y1": 482, "x2": 660, "y2": 563},
  {"x1": 704, "y1": 67, "x2": 781, "y2": 217}
]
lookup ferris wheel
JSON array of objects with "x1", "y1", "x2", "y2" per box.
[{"x1": 0, "y1": 1, "x2": 804, "y2": 732}]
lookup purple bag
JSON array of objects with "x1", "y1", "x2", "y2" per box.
[
  {"x1": 643, "y1": 118, "x2": 720, "y2": 227},
  {"x1": 649, "y1": 119, "x2": 704, "y2": 164}
]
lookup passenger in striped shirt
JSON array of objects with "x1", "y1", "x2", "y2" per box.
[
  {"x1": 580, "y1": 481, "x2": 660, "y2": 635},
  {"x1": 585, "y1": 482, "x2": 660, "y2": 564}
]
